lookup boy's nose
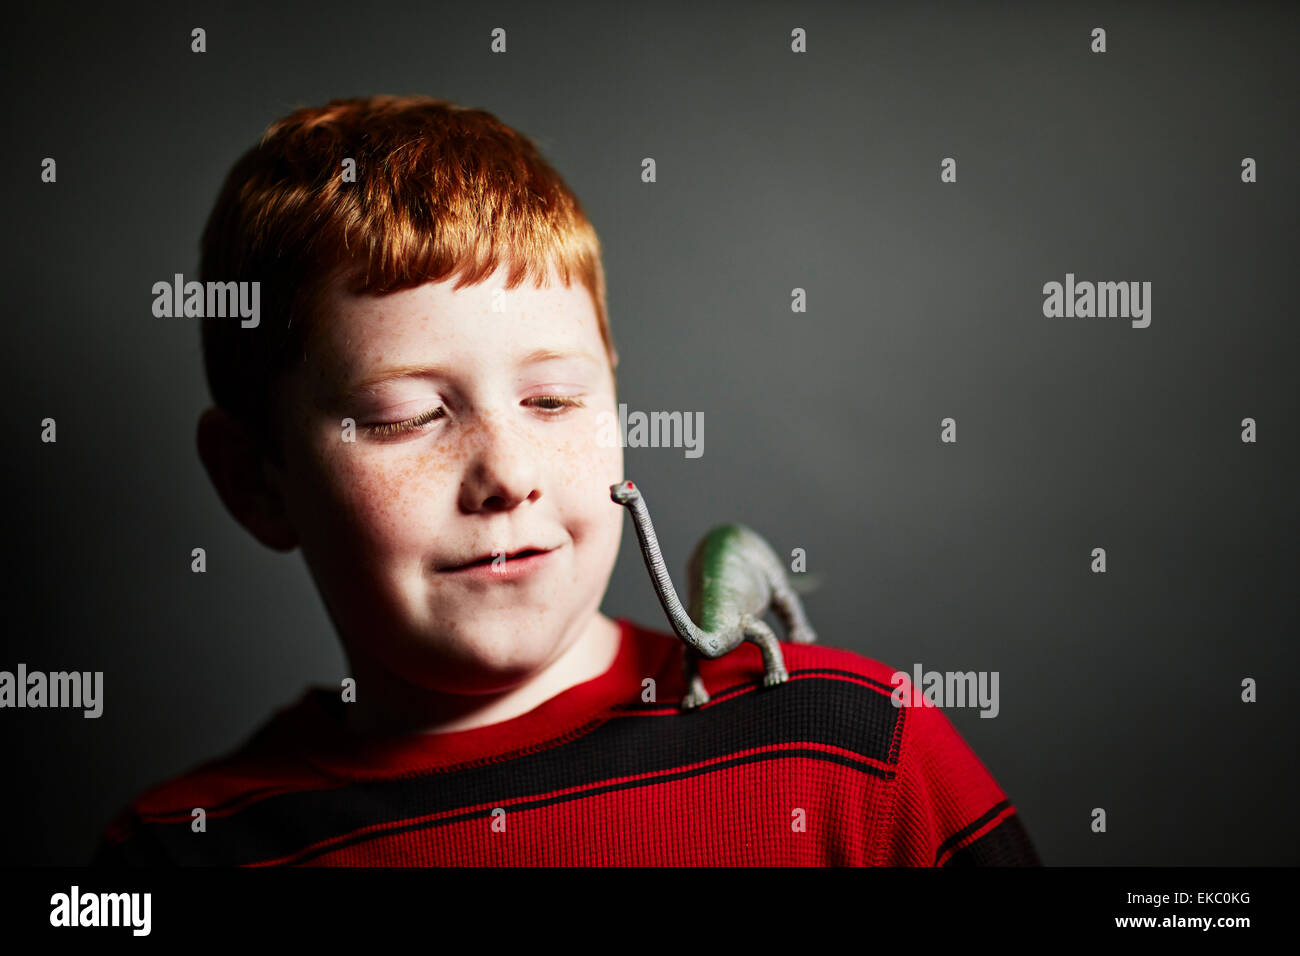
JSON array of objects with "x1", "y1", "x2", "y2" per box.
[{"x1": 456, "y1": 412, "x2": 541, "y2": 513}]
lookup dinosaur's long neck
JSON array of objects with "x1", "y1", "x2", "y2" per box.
[{"x1": 625, "y1": 496, "x2": 706, "y2": 646}]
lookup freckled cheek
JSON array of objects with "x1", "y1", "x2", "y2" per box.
[
  {"x1": 553, "y1": 425, "x2": 624, "y2": 553},
  {"x1": 310, "y1": 444, "x2": 456, "y2": 547},
  {"x1": 550, "y1": 420, "x2": 622, "y2": 491}
]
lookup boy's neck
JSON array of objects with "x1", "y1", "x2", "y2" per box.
[{"x1": 336, "y1": 613, "x2": 623, "y2": 739}]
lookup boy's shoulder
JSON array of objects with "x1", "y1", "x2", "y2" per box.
[
  {"x1": 695, "y1": 631, "x2": 904, "y2": 689},
  {"x1": 622, "y1": 621, "x2": 913, "y2": 750},
  {"x1": 653, "y1": 625, "x2": 911, "y2": 733},
  {"x1": 635, "y1": 627, "x2": 1040, "y2": 866}
]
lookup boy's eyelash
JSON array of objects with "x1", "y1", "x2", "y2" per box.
[
  {"x1": 363, "y1": 396, "x2": 585, "y2": 439},
  {"x1": 364, "y1": 406, "x2": 445, "y2": 438}
]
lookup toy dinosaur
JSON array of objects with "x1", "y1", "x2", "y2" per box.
[{"x1": 610, "y1": 479, "x2": 817, "y2": 710}]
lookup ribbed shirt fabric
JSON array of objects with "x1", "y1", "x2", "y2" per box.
[{"x1": 93, "y1": 617, "x2": 1040, "y2": 866}]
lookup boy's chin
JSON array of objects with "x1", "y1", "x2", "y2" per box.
[{"x1": 409, "y1": 620, "x2": 569, "y2": 693}]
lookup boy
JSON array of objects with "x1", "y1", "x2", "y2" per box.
[{"x1": 93, "y1": 95, "x2": 1040, "y2": 865}]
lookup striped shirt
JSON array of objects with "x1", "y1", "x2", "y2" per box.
[{"x1": 93, "y1": 617, "x2": 1040, "y2": 865}]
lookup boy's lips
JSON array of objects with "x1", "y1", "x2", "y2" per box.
[
  {"x1": 440, "y1": 544, "x2": 559, "y2": 572},
  {"x1": 439, "y1": 545, "x2": 560, "y2": 581}
]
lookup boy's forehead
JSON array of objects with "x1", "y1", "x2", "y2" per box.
[
  {"x1": 302, "y1": 270, "x2": 604, "y2": 399},
  {"x1": 322, "y1": 266, "x2": 594, "y2": 327}
]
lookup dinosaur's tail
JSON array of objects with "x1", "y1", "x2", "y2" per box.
[
  {"x1": 788, "y1": 625, "x2": 818, "y2": 644},
  {"x1": 787, "y1": 572, "x2": 820, "y2": 643}
]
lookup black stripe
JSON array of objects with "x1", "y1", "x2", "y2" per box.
[
  {"x1": 110, "y1": 670, "x2": 903, "y2": 865},
  {"x1": 942, "y1": 813, "x2": 1042, "y2": 866},
  {"x1": 934, "y1": 799, "x2": 1012, "y2": 863},
  {"x1": 937, "y1": 802, "x2": 1043, "y2": 866}
]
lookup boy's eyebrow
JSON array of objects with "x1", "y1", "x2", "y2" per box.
[{"x1": 343, "y1": 347, "x2": 601, "y2": 397}]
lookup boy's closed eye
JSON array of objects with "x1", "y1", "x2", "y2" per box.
[{"x1": 362, "y1": 395, "x2": 586, "y2": 440}]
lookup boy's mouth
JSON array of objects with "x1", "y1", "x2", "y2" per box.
[{"x1": 442, "y1": 545, "x2": 557, "y2": 571}]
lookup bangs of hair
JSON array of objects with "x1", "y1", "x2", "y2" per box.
[{"x1": 200, "y1": 94, "x2": 613, "y2": 458}]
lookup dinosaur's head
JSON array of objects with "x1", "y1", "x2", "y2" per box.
[{"x1": 609, "y1": 479, "x2": 641, "y2": 506}]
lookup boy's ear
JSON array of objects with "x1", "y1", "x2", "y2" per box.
[{"x1": 196, "y1": 407, "x2": 299, "y2": 553}]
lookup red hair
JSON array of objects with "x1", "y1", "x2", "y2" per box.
[{"x1": 199, "y1": 94, "x2": 614, "y2": 461}]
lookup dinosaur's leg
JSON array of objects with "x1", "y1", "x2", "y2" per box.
[
  {"x1": 742, "y1": 618, "x2": 790, "y2": 688},
  {"x1": 770, "y1": 577, "x2": 817, "y2": 644},
  {"x1": 680, "y1": 646, "x2": 710, "y2": 710}
]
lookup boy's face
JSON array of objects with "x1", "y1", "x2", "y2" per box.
[{"x1": 268, "y1": 265, "x2": 623, "y2": 695}]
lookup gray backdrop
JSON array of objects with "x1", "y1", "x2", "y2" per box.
[{"x1": 3, "y1": 0, "x2": 1296, "y2": 866}]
